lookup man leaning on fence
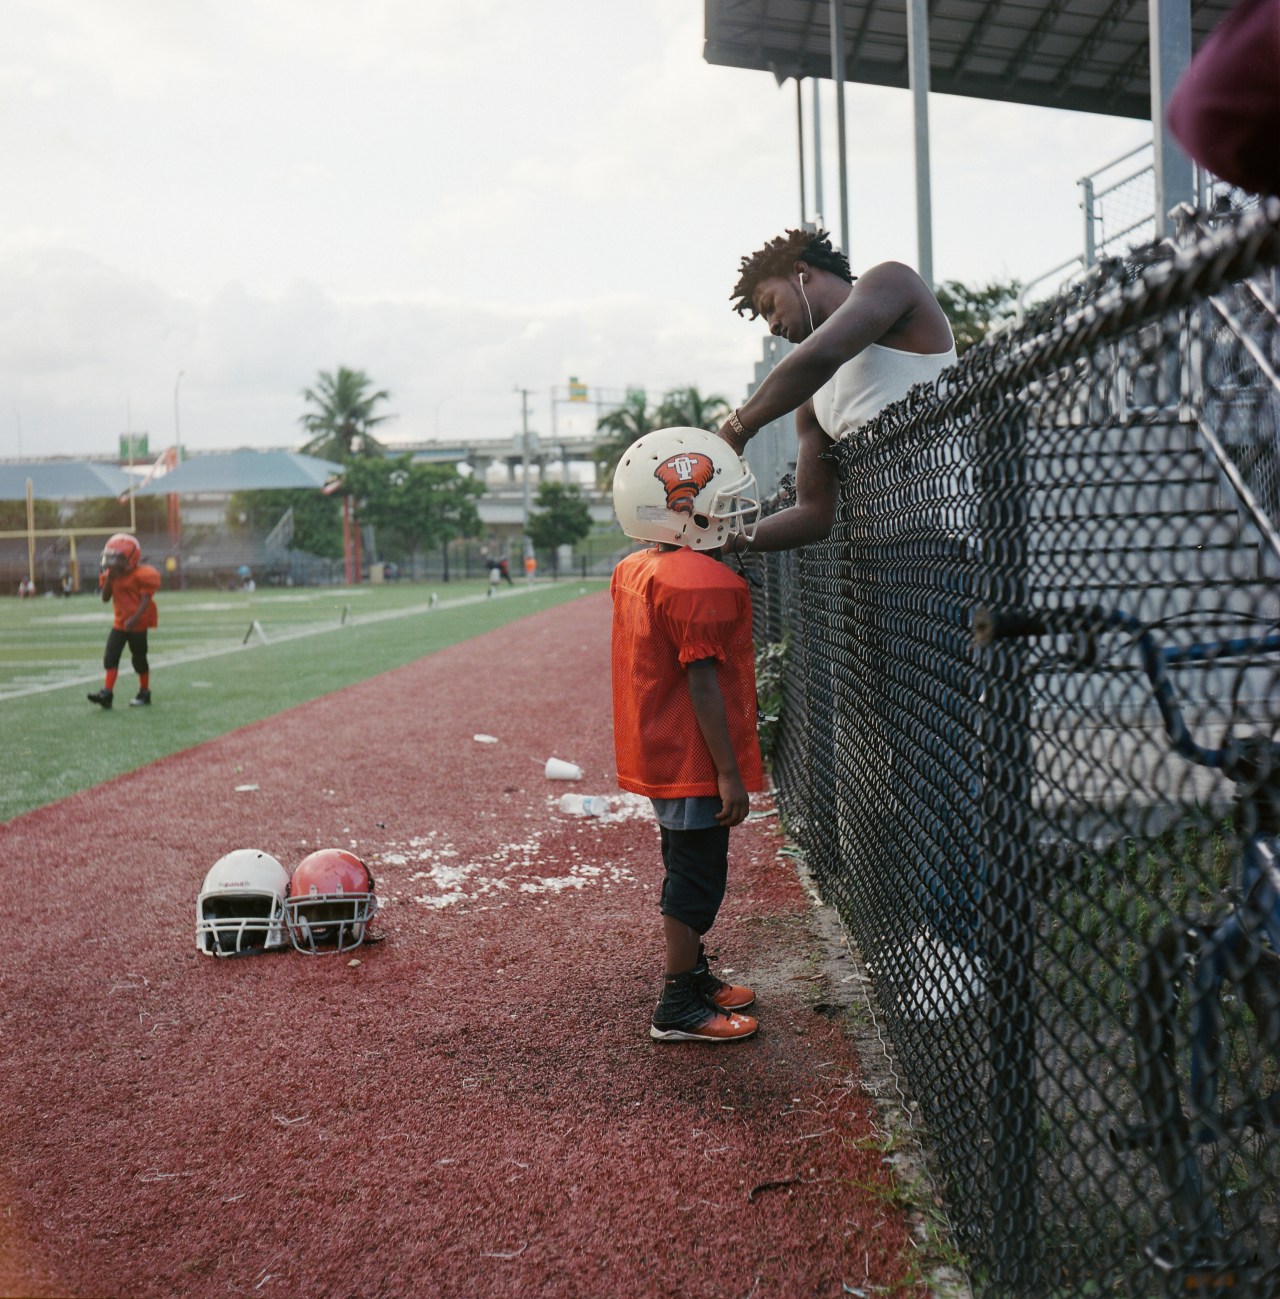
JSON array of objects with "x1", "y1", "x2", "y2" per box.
[
  {"x1": 715, "y1": 228, "x2": 956, "y2": 553},
  {"x1": 717, "y1": 229, "x2": 986, "y2": 1018}
]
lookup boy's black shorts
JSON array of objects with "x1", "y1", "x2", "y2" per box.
[
  {"x1": 103, "y1": 628, "x2": 149, "y2": 674},
  {"x1": 659, "y1": 824, "x2": 729, "y2": 934}
]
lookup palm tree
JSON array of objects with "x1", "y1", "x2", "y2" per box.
[
  {"x1": 299, "y1": 367, "x2": 392, "y2": 461},
  {"x1": 594, "y1": 388, "x2": 661, "y2": 487},
  {"x1": 654, "y1": 386, "x2": 730, "y2": 432}
]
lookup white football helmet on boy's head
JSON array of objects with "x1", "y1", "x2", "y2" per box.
[
  {"x1": 196, "y1": 849, "x2": 290, "y2": 957},
  {"x1": 612, "y1": 427, "x2": 760, "y2": 550}
]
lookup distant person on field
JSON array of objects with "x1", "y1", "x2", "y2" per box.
[
  {"x1": 715, "y1": 227, "x2": 956, "y2": 553},
  {"x1": 610, "y1": 427, "x2": 764, "y2": 1044},
  {"x1": 17, "y1": 576, "x2": 35, "y2": 598},
  {"x1": 1166, "y1": 0, "x2": 1280, "y2": 197},
  {"x1": 498, "y1": 555, "x2": 514, "y2": 586},
  {"x1": 487, "y1": 558, "x2": 501, "y2": 597},
  {"x1": 88, "y1": 533, "x2": 160, "y2": 710}
]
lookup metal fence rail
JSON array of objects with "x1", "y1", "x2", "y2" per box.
[{"x1": 752, "y1": 199, "x2": 1280, "y2": 1298}]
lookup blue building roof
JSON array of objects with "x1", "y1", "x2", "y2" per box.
[{"x1": 0, "y1": 460, "x2": 135, "y2": 502}]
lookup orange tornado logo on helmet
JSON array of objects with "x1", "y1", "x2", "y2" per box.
[{"x1": 653, "y1": 452, "x2": 715, "y2": 515}]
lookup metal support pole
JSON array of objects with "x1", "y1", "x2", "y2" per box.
[
  {"x1": 829, "y1": 0, "x2": 850, "y2": 253},
  {"x1": 812, "y1": 80, "x2": 825, "y2": 229},
  {"x1": 906, "y1": 0, "x2": 934, "y2": 287},
  {"x1": 978, "y1": 403, "x2": 1040, "y2": 1292},
  {"x1": 796, "y1": 77, "x2": 807, "y2": 225},
  {"x1": 1080, "y1": 175, "x2": 1097, "y2": 267},
  {"x1": 1149, "y1": 0, "x2": 1194, "y2": 238}
]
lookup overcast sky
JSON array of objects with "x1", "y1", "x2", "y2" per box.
[{"x1": 2, "y1": 0, "x2": 1152, "y2": 462}]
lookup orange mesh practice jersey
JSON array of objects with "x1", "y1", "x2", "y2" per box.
[
  {"x1": 610, "y1": 546, "x2": 762, "y2": 799},
  {"x1": 110, "y1": 565, "x2": 161, "y2": 631}
]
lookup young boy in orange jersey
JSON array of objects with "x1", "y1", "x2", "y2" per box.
[
  {"x1": 610, "y1": 428, "x2": 764, "y2": 1043},
  {"x1": 88, "y1": 533, "x2": 161, "y2": 710}
]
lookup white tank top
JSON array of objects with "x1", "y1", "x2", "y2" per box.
[{"x1": 812, "y1": 341, "x2": 957, "y2": 441}]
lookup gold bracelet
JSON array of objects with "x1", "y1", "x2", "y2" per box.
[{"x1": 727, "y1": 409, "x2": 750, "y2": 439}]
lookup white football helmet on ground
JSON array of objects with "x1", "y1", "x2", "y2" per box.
[
  {"x1": 612, "y1": 427, "x2": 760, "y2": 550},
  {"x1": 196, "y1": 849, "x2": 291, "y2": 956}
]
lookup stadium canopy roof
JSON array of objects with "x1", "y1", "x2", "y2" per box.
[
  {"x1": 703, "y1": 0, "x2": 1232, "y2": 121},
  {"x1": 0, "y1": 460, "x2": 134, "y2": 502},
  {"x1": 703, "y1": 1, "x2": 1230, "y2": 284},
  {"x1": 133, "y1": 449, "x2": 343, "y2": 496}
]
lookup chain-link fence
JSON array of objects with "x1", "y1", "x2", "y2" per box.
[{"x1": 751, "y1": 200, "x2": 1280, "y2": 1298}]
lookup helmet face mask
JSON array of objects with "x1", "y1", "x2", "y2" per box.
[
  {"x1": 285, "y1": 850, "x2": 378, "y2": 954},
  {"x1": 196, "y1": 850, "x2": 290, "y2": 956},
  {"x1": 612, "y1": 427, "x2": 759, "y2": 551}
]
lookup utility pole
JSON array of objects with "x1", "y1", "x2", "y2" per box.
[{"x1": 516, "y1": 386, "x2": 533, "y2": 562}]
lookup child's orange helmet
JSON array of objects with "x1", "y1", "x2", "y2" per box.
[{"x1": 100, "y1": 533, "x2": 141, "y2": 572}]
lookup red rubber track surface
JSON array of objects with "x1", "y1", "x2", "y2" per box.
[{"x1": 1, "y1": 592, "x2": 923, "y2": 1299}]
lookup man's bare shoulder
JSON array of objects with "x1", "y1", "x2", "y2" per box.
[
  {"x1": 853, "y1": 260, "x2": 929, "y2": 294},
  {"x1": 846, "y1": 260, "x2": 951, "y2": 349}
]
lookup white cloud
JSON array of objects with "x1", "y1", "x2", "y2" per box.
[{"x1": 1, "y1": 0, "x2": 1157, "y2": 461}]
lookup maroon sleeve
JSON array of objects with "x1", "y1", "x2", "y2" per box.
[{"x1": 1166, "y1": 0, "x2": 1280, "y2": 196}]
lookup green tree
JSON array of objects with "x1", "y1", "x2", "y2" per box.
[
  {"x1": 654, "y1": 386, "x2": 730, "y2": 431},
  {"x1": 343, "y1": 455, "x2": 484, "y2": 579},
  {"x1": 299, "y1": 367, "x2": 392, "y2": 460},
  {"x1": 527, "y1": 481, "x2": 593, "y2": 576},
  {"x1": 935, "y1": 278, "x2": 1021, "y2": 355},
  {"x1": 66, "y1": 496, "x2": 169, "y2": 531},
  {"x1": 0, "y1": 499, "x2": 62, "y2": 531},
  {"x1": 595, "y1": 388, "x2": 661, "y2": 487},
  {"x1": 226, "y1": 489, "x2": 343, "y2": 558}
]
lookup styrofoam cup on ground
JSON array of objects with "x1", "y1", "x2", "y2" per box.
[
  {"x1": 545, "y1": 757, "x2": 583, "y2": 780},
  {"x1": 559, "y1": 793, "x2": 609, "y2": 816}
]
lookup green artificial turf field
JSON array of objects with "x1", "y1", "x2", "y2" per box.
[{"x1": 0, "y1": 578, "x2": 607, "y2": 822}]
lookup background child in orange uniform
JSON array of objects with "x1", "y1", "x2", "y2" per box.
[
  {"x1": 88, "y1": 533, "x2": 160, "y2": 710},
  {"x1": 610, "y1": 427, "x2": 764, "y2": 1043}
]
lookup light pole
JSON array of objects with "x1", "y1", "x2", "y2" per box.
[
  {"x1": 173, "y1": 371, "x2": 185, "y2": 461},
  {"x1": 171, "y1": 370, "x2": 185, "y2": 587}
]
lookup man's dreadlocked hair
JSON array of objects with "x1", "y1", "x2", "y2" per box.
[{"x1": 730, "y1": 228, "x2": 854, "y2": 318}]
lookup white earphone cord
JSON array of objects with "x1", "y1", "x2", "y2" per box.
[{"x1": 798, "y1": 275, "x2": 814, "y2": 335}]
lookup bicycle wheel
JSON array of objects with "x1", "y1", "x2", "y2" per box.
[{"x1": 1121, "y1": 920, "x2": 1280, "y2": 1295}]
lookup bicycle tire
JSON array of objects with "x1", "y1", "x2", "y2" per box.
[{"x1": 1122, "y1": 917, "x2": 1280, "y2": 1295}]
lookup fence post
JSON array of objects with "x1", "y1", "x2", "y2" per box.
[{"x1": 979, "y1": 401, "x2": 1040, "y2": 1292}]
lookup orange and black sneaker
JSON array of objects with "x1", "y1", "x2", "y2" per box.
[
  {"x1": 650, "y1": 970, "x2": 758, "y2": 1043},
  {"x1": 693, "y1": 946, "x2": 755, "y2": 1011}
]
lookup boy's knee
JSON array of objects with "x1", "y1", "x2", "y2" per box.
[{"x1": 660, "y1": 900, "x2": 716, "y2": 935}]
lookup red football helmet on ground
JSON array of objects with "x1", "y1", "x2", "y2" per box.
[
  {"x1": 100, "y1": 533, "x2": 141, "y2": 573},
  {"x1": 284, "y1": 849, "x2": 378, "y2": 954}
]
